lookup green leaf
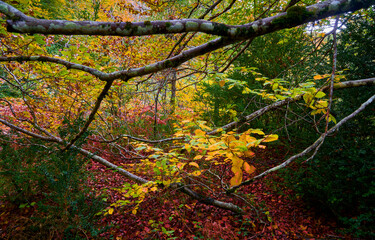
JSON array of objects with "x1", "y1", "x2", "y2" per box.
[{"x1": 315, "y1": 91, "x2": 326, "y2": 98}]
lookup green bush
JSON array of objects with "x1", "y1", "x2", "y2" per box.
[
  {"x1": 0, "y1": 119, "x2": 107, "y2": 239},
  {"x1": 287, "y1": 120, "x2": 375, "y2": 237}
]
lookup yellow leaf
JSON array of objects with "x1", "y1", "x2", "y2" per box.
[
  {"x1": 194, "y1": 129, "x2": 206, "y2": 136},
  {"x1": 215, "y1": 128, "x2": 224, "y2": 133},
  {"x1": 189, "y1": 162, "x2": 199, "y2": 168},
  {"x1": 242, "y1": 87, "x2": 251, "y2": 94},
  {"x1": 184, "y1": 144, "x2": 191, "y2": 153},
  {"x1": 224, "y1": 135, "x2": 236, "y2": 143},
  {"x1": 303, "y1": 93, "x2": 313, "y2": 104},
  {"x1": 329, "y1": 114, "x2": 337, "y2": 124},
  {"x1": 197, "y1": 138, "x2": 207, "y2": 143},
  {"x1": 315, "y1": 91, "x2": 326, "y2": 98},
  {"x1": 316, "y1": 100, "x2": 328, "y2": 108},
  {"x1": 193, "y1": 155, "x2": 203, "y2": 160},
  {"x1": 230, "y1": 171, "x2": 243, "y2": 187},
  {"x1": 250, "y1": 129, "x2": 265, "y2": 135},
  {"x1": 132, "y1": 209, "x2": 137, "y2": 214},
  {"x1": 243, "y1": 162, "x2": 256, "y2": 175},
  {"x1": 191, "y1": 170, "x2": 202, "y2": 176},
  {"x1": 226, "y1": 152, "x2": 234, "y2": 159},
  {"x1": 272, "y1": 83, "x2": 279, "y2": 90},
  {"x1": 108, "y1": 208, "x2": 114, "y2": 215},
  {"x1": 262, "y1": 134, "x2": 278, "y2": 142},
  {"x1": 230, "y1": 155, "x2": 243, "y2": 168}
]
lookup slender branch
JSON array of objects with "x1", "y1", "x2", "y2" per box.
[
  {"x1": 171, "y1": 182, "x2": 243, "y2": 214},
  {"x1": 63, "y1": 80, "x2": 114, "y2": 150},
  {"x1": 0, "y1": 56, "x2": 109, "y2": 81},
  {"x1": 90, "y1": 134, "x2": 185, "y2": 144},
  {"x1": 207, "y1": 78, "x2": 375, "y2": 135},
  {"x1": 0, "y1": 116, "x2": 149, "y2": 183},
  {"x1": 219, "y1": 38, "x2": 253, "y2": 73},
  {"x1": 0, "y1": 117, "x2": 57, "y2": 141},
  {"x1": 227, "y1": 94, "x2": 375, "y2": 194},
  {"x1": 307, "y1": 16, "x2": 340, "y2": 160},
  {"x1": 208, "y1": 0, "x2": 237, "y2": 20}
]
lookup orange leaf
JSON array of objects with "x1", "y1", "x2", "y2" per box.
[
  {"x1": 219, "y1": 80, "x2": 225, "y2": 87},
  {"x1": 243, "y1": 162, "x2": 256, "y2": 175},
  {"x1": 244, "y1": 150, "x2": 255, "y2": 157},
  {"x1": 230, "y1": 171, "x2": 243, "y2": 187}
]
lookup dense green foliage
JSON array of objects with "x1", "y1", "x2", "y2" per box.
[
  {"x1": 0, "y1": 120, "x2": 106, "y2": 239},
  {"x1": 284, "y1": 8, "x2": 375, "y2": 238}
]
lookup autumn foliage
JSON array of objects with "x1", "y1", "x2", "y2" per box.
[{"x1": 0, "y1": 0, "x2": 374, "y2": 239}]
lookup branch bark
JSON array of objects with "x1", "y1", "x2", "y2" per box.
[{"x1": 1, "y1": 0, "x2": 373, "y2": 38}]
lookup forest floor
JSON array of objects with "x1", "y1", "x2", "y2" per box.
[
  {"x1": 89, "y1": 147, "x2": 350, "y2": 240},
  {"x1": 0, "y1": 147, "x2": 350, "y2": 239}
]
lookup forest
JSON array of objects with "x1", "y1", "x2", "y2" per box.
[{"x1": 0, "y1": 0, "x2": 374, "y2": 239}]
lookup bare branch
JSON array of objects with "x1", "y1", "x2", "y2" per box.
[
  {"x1": 0, "y1": 56, "x2": 109, "y2": 81},
  {"x1": 208, "y1": 78, "x2": 375, "y2": 135},
  {"x1": 90, "y1": 134, "x2": 185, "y2": 144},
  {"x1": 63, "y1": 80, "x2": 114, "y2": 150},
  {"x1": 227, "y1": 94, "x2": 375, "y2": 194}
]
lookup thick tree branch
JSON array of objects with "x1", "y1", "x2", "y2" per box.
[
  {"x1": 321, "y1": 77, "x2": 375, "y2": 91},
  {"x1": 1, "y1": 1, "x2": 374, "y2": 85},
  {"x1": 1, "y1": 0, "x2": 373, "y2": 39},
  {"x1": 227, "y1": 94, "x2": 375, "y2": 194}
]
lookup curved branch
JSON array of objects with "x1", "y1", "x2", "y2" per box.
[
  {"x1": 227, "y1": 94, "x2": 375, "y2": 194},
  {"x1": 0, "y1": 56, "x2": 110, "y2": 81}
]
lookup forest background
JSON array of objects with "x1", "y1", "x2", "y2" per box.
[{"x1": 0, "y1": 0, "x2": 374, "y2": 239}]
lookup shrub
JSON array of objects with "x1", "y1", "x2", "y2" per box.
[{"x1": 0, "y1": 119, "x2": 106, "y2": 239}]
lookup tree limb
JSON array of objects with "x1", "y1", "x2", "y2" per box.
[
  {"x1": 226, "y1": 94, "x2": 375, "y2": 194},
  {"x1": 0, "y1": 56, "x2": 109, "y2": 81},
  {"x1": 208, "y1": 78, "x2": 375, "y2": 135},
  {"x1": 1, "y1": 0, "x2": 373, "y2": 39}
]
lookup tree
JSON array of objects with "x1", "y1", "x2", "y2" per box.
[{"x1": 0, "y1": 0, "x2": 375, "y2": 215}]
